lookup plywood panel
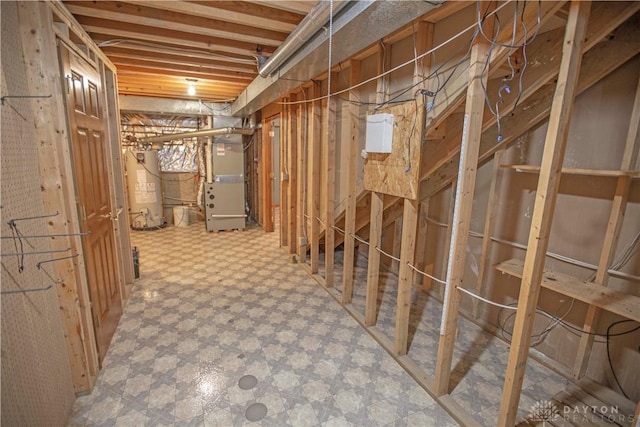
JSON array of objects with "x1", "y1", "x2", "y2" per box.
[{"x1": 363, "y1": 99, "x2": 424, "y2": 199}]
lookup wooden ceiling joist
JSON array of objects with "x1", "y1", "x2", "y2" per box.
[
  {"x1": 100, "y1": 47, "x2": 258, "y2": 74},
  {"x1": 75, "y1": 15, "x2": 274, "y2": 58},
  {"x1": 110, "y1": 57, "x2": 255, "y2": 81},
  {"x1": 123, "y1": 0, "x2": 301, "y2": 33},
  {"x1": 64, "y1": 1, "x2": 287, "y2": 47}
]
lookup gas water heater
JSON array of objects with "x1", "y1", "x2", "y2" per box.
[{"x1": 125, "y1": 150, "x2": 165, "y2": 230}]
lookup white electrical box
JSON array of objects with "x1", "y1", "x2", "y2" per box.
[{"x1": 365, "y1": 113, "x2": 394, "y2": 153}]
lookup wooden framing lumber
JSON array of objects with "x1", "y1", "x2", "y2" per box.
[
  {"x1": 420, "y1": 4, "x2": 640, "y2": 201},
  {"x1": 19, "y1": 1, "x2": 99, "y2": 392},
  {"x1": 365, "y1": 192, "x2": 384, "y2": 326},
  {"x1": 495, "y1": 259, "x2": 640, "y2": 323},
  {"x1": 497, "y1": 3, "x2": 591, "y2": 424},
  {"x1": 287, "y1": 95, "x2": 298, "y2": 255},
  {"x1": 324, "y1": 73, "x2": 337, "y2": 287},
  {"x1": 296, "y1": 89, "x2": 308, "y2": 263},
  {"x1": 394, "y1": 199, "x2": 419, "y2": 355},
  {"x1": 472, "y1": 149, "x2": 504, "y2": 319},
  {"x1": 572, "y1": 73, "x2": 640, "y2": 378},
  {"x1": 342, "y1": 60, "x2": 361, "y2": 303},
  {"x1": 433, "y1": 9, "x2": 493, "y2": 394},
  {"x1": 309, "y1": 83, "x2": 322, "y2": 273}
]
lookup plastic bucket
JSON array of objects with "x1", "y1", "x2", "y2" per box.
[{"x1": 173, "y1": 206, "x2": 190, "y2": 227}]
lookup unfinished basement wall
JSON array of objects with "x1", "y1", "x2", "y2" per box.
[
  {"x1": 268, "y1": 2, "x2": 639, "y2": 423},
  {"x1": 445, "y1": 56, "x2": 640, "y2": 401},
  {"x1": 1, "y1": 2, "x2": 75, "y2": 424}
]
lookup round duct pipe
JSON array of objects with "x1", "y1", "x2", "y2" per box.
[{"x1": 258, "y1": 0, "x2": 348, "y2": 78}]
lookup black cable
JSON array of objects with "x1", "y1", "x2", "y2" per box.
[{"x1": 607, "y1": 320, "x2": 637, "y2": 400}]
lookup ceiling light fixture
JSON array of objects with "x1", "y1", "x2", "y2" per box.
[{"x1": 186, "y1": 78, "x2": 197, "y2": 96}]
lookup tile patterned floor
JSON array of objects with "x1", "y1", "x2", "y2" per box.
[
  {"x1": 321, "y1": 248, "x2": 572, "y2": 426},
  {"x1": 67, "y1": 224, "x2": 457, "y2": 427}
]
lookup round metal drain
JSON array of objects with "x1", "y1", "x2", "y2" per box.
[
  {"x1": 238, "y1": 375, "x2": 258, "y2": 390},
  {"x1": 245, "y1": 402, "x2": 268, "y2": 422}
]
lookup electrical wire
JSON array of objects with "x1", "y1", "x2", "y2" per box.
[
  {"x1": 607, "y1": 320, "x2": 638, "y2": 400},
  {"x1": 278, "y1": 0, "x2": 517, "y2": 106}
]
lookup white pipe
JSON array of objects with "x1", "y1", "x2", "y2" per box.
[{"x1": 258, "y1": 1, "x2": 348, "y2": 78}]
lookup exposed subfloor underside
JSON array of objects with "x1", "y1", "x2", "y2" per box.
[
  {"x1": 315, "y1": 249, "x2": 573, "y2": 426},
  {"x1": 67, "y1": 224, "x2": 457, "y2": 426}
]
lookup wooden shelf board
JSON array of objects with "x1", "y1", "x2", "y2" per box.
[
  {"x1": 501, "y1": 164, "x2": 640, "y2": 178},
  {"x1": 495, "y1": 258, "x2": 640, "y2": 323}
]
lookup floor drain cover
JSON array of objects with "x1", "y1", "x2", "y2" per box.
[
  {"x1": 238, "y1": 375, "x2": 258, "y2": 390},
  {"x1": 245, "y1": 403, "x2": 267, "y2": 422}
]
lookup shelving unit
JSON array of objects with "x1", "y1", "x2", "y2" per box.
[
  {"x1": 501, "y1": 164, "x2": 640, "y2": 178},
  {"x1": 495, "y1": 258, "x2": 640, "y2": 322}
]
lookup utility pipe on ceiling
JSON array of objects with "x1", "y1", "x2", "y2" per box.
[
  {"x1": 258, "y1": 0, "x2": 348, "y2": 78},
  {"x1": 141, "y1": 127, "x2": 254, "y2": 144}
]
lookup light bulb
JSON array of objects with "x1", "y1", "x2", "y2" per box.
[{"x1": 187, "y1": 85, "x2": 196, "y2": 96}]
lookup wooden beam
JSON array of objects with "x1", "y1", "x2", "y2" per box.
[
  {"x1": 342, "y1": 60, "x2": 361, "y2": 303},
  {"x1": 324, "y1": 73, "x2": 337, "y2": 287},
  {"x1": 572, "y1": 73, "x2": 640, "y2": 378},
  {"x1": 75, "y1": 16, "x2": 274, "y2": 57},
  {"x1": 124, "y1": 0, "x2": 300, "y2": 32},
  {"x1": 109, "y1": 55, "x2": 257, "y2": 80},
  {"x1": 192, "y1": 0, "x2": 306, "y2": 25},
  {"x1": 260, "y1": 117, "x2": 273, "y2": 232},
  {"x1": 112, "y1": 62, "x2": 253, "y2": 83},
  {"x1": 394, "y1": 199, "x2": 419, "y2": 355},
  {"x1": 19, "y1": 1, "x2": 98, "y2": 392},
  {"x1": 413, "y1": 200, "x2": 429, "y2": 287},
  {"x1": 287, "y1": 95, "x2": 298, "y2": 255},
  {"x1": 280, "y1": 99, "x2": 289, "y2": 248},
  {"x1": 309, "y1": 83, "x2": 322, "y2": 273},
  {"x1": 472, "y1": 149, "x2": 504, "y2": 319},
  {"x1": 100, "y1": 47, "x2": 256, "y2": 74},
  {"x1": 365, "y1": 192, "x2": 384, "y2": 326},
  {"x1": 413, "y1": 21, "x2": 434, "y2": 90},
  {"x1": 296, "y1": 89, "x2": 308, "y2": 263},
  {"x1": 434, "y1": 4, "x2": 494, "y2": 396},
  {"x1": 497, "y1": 3, "x2": 591, "y2": 424},
  {"x1": 420, "y1": 3, "x2": 640, "y2": 200},
  {"x1": 64, "y1": 1, "x2": 286, "y2": 46}
]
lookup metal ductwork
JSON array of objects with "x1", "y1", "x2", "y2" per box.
[
  {"x1": 232, "y1": 1, "x2": 443, "y2": 117},
  {"x1": 259, "y1": 0, "x2": 348, "y2": 78},
  {"x1": 141, "y1": 127, "x2": 254, "y2": 144}
]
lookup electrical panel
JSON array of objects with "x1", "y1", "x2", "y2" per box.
[{"x1": 365, "y1": 113, "x2": 394, "y2": 153}]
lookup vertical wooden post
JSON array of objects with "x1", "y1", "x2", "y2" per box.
[
  {"x1": 472, "y1": 149, "x2": 504, "y2": 319},
  {"x1": 324, "y1": 73, "x2": 337, "y2": 286},
  {"x1": 438, "y1": 182, "x2": 456, "y2": 300},
  {"x1": 296, "y1": 89, "x2": 308, "y2": 263},
  {"x1": 287, "y1": 95, "x2": 298, "y2": 255},
  {"x1": 280, "y1": 99, "x2": 289, "y2": 246},
  {"x1": 394, "y1": 199, "x2": 419, "y2": 355},
  {"x1": 572, "y1": 74, "x2": 640, "y2": 378},
  {"x1": 414, "y1": 200, "x2": 430, "y2": 287},
  {"x1": 309, "y1": 83, "x2": 322, "y2": 273},
  {"x1": 365, "y1": 192, "x2": 384, "y2": 326},
  {"x1": 413, "y1": 21, "x2": 434, "y2": 90},
  {"x1": 342, "y1": 60, "x2": 361, "y2": 303},
  {"x1": 260, "y1": 117, "x2": 273, "y2": 232},
  {"x1": 433, "y1": 8, "x2": 494, "y2": 396},
  {"x1": 391, "y1": 220, "x2": 402, "y2": 272},
  {"x1": 498, "y1": 3, "x2": 591, "y2": 424}
]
